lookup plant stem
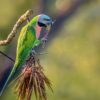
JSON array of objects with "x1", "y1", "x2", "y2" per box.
[{"x1": 0, "y1": 51, "x2": 15, "y2": 62}]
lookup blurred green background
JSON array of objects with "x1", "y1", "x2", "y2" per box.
[{"x1": 0, "y1": 0, "x2": 100, "y2": 100}]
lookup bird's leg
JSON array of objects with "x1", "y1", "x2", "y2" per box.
[
  {"x1": 30, "y1": 49, "x2": 41, "y2": 68},
  {"x1": 31, "y1": 48, "x2": 48, "y2": 55},
  {"x1": 25, "y1": 49, "x2": 36, "y2": 66},
  {"x1": 30, "y1": 49, "x2": 45, "y2": 66},
  {"x1": 31, "y1": 49, "x2": 37, "y2": 56},
  {"x1": 28, "y1": 48, "x2": 48, "y2": 67},
  {"x1": 30, "y1": 49, "x2": 37, "y2": 66}
]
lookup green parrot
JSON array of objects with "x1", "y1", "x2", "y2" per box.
[{"x1": 0, "y1": 14, "x2": 53, "y2": 96}]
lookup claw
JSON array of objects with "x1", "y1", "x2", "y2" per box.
[{"x1": 31, "y1": 49, "x2": 37, "y2": 56}]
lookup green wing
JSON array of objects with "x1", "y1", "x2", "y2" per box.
[
  {"x1": 15, "y1": 25, "x2": 36, "y2": 68},
  {"x1": 0, "y1": 24, "x2": 37, "y2": 96}
]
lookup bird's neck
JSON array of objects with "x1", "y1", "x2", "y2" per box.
[
  {"x1": 35, "y1": 24, "x2": 42, "y2": 39},
  {"x1": 29, "y1": 16, "x2": 37, "y2": 27},
  {"x1": 29, "y1": 16, "x2": 42, "y2": 39}
]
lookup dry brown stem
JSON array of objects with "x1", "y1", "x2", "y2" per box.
[{"x1": 0, "y1": 9, "x2": 33, "y2": 46}]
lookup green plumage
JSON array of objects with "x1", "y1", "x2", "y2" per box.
[
  {"x1": 0, "y1": 16, "x2": 41, "y2": 95},
  {"x1": 0, "y1": 13, "x2": 52, "y2": 96}
]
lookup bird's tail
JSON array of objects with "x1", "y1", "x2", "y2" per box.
[{"x1": 0, "y1": 62, "x2": 20, "y2": 96}]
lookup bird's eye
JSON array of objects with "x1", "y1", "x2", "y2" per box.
[{"x1": 38, "y1": 22, "x2": 46, "y2": 27}]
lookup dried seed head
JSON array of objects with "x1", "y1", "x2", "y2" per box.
[{"x1": 14, "y1": 54, "x2": 52, "y2": 100}]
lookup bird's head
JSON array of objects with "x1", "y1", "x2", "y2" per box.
[
  {"x1": 38, "y1": 14, "x2": 53, "y2": 31},
  {"x1": 36, "y1": 14, "x2": 54, "y2": 40}
]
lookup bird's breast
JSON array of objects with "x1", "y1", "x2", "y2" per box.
[{"x1": 36, "y1": 24, "x2": 42, "y2": 39}]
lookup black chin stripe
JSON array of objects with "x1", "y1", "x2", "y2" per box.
[{"x1": 38, "y1": 22, "x2": 46, "y2": 27}]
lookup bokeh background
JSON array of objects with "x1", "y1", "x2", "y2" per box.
[{"x1": 0, "y1": 0, "x2": 100, "y2": 100}]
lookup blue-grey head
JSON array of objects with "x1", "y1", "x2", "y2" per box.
[
  {"x1": 36, "y1": 14, "x2": 54, "y2": 47},
  {"x1": 37, "y1": 14, "x2": 54, "y2": 31},
  {"x1": 36, "y1": 14, "x2": 54, "y2": 42}
]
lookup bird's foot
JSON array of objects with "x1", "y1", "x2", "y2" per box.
[
  {"x1": 31, "y1": 48, "x2": 48, "y2": 56},
  {"x1": 31, "y1": 49, "x2": 37, "y2": 56}
]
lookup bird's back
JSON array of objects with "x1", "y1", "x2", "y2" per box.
[
  {"x1": 0, "y1": 24, "x2": 36, "y2": 96},
  {"x1": 15, "y1": 24, "x2": 36, "y2": 70}
]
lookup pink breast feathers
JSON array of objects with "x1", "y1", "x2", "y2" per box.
[{"x1": 36, "y1": 24, "x2": 42, "y2": 39}]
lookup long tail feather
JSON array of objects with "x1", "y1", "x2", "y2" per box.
[{"x1": 0, "y1": 63, "x2": 19, "y2": 96}]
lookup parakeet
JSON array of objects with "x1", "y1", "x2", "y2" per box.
[{"x1": 0, "y1": 14, "x2": 53, "y2": 96}]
